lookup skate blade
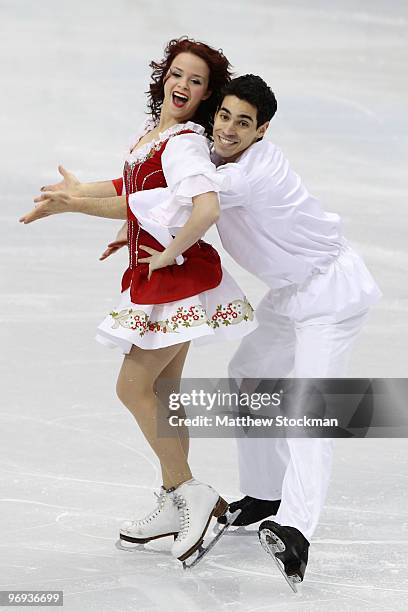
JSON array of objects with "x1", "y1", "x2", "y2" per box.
[
  {"x1": 259, "y1": 529, "x2": 301, "y2": 593},
  {"x1": 213, "y1": 523, "x2": 256, "y2": 537},
  {"x1": 182, "y1": 509, "x2": 241, "y2": 570},
  {"x1": 115, "y1": 539, "x2": 145, "y2": 552},
  {"x1": 115, "y1": 538, "x2": 170, "y2": 554},
  {"x1": 115, "y1": 538, "x2": 146, "y2": 552}
]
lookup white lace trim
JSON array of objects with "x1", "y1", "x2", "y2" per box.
[{"x1": 127, "y1": 119, "x2": 206, "y2": 163}]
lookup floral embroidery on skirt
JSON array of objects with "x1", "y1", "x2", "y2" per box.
[{"x1": 109, "y1": 298, "x2": 254, "y2": 338}]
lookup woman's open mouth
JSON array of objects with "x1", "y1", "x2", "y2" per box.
[{"x1": 172, "y1": 92, "x2": 189, "y2": 108}]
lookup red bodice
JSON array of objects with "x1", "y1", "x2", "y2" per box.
[{"x1": 115, "y1": 129, "x2": 222, "y2": 305}]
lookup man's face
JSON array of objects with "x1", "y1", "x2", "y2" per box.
[{"x1": 213, "y1": 95, "x2": 269, "y2": 162}]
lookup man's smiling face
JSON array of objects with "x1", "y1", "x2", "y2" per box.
[{"x1": 213, "y1": 95, "x2": 269, "y2": 162}]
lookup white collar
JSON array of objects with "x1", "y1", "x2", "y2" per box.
[{"x1": 128, "y1": 118, "x2": 205, "y2": 162}]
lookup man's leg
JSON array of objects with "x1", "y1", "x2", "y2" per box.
[
  {"x1": 274, "y1": 310, "x2": 369, "y2": 540},
  {"x1": 229, "y1": 291, "x2": 295, "y2": 501}
]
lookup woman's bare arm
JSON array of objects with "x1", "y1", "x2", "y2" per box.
[
  {"x1": 162, "y1": 192, "x2": 219, "y2": 260},
  {"x1": 138, "y1": 191, "x2": 220, "y2": 278},
  {"x1": 41, "y1": 165, "x2": 118, "y2": 198},
  {"x1": 19, "y1": 193, "x2": 127, "y2": 224}
]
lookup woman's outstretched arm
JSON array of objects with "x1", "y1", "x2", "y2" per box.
[
  {"x1": 19, "y1": 192, "x2": 127, "y2": 224},
  {"x1": 41, "y1": 165, "x2": 119, "y2": 198}
]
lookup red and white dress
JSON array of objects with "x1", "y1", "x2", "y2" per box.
[{"x1": 95, "y1": 119, "x2": 257, "y2": 352}]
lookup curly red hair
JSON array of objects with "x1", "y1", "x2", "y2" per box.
[{"x1": 147, "y1": 37, "x2": 233, "y2": 139}]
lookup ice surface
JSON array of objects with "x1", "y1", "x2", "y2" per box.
[{"x1": 1, "y1": 0, "x2": 407, "y2": 610}]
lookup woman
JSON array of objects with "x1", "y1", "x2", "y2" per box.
[{"x1": 19, "y1": 37, "x2": 256, "y2": 565}]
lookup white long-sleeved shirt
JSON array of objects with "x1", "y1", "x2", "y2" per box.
[
  {"x1": 129, "y1": 134, "x2": 344, "y2": 289},
  {"x1": 213, "y1": 140, "x2": 344, "y2": 288}
]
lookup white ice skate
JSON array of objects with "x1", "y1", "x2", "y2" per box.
[
  {"x1": 116, "y1": 487, "x2": 179, "y2": 552},
  {"x1": 170, "y1": 479, "x2": 240, "y2": 569}
]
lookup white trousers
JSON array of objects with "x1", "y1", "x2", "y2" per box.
[{"x1": 229, "y1": 290, "x2": 369, "y2": 541}]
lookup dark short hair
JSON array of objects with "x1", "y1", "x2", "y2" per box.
[
  {"x1": 219, "y1": 74, "x2": 277, "y2": 127},
  {"x1": 147, "y1": 37, "x2": 233, "y2": 138}
]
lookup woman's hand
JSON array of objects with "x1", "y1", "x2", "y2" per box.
[
  {"x1": 19, "y1": 191, "x2": 74, "y2": 224},
  {"x1": 40, "y1": 165, "x2": 82, "y2": 196},
  {"x1": 99, "y1": 222, "x2": 128, "y2": 261},
  {"x1": 138, "y1": 245, "x2": 175, "y2": 280}
]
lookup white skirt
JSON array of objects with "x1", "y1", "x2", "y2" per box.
[{"x1": 96, "y1": 266, "x2": 258, "y2": 352}]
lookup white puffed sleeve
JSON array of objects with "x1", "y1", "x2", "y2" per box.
[
  {"x1": 128, "y1": 159, "x2": 251, "y2": 221},
  {"x1": 149, "y1": 133, "x2": 230, "y2": 228},
  {"x1": 128, "y1": 187, "x2": 187, "y2": 265},
  {"x1": 128, "y1": 187, "x2": 168, "y2": 220}
]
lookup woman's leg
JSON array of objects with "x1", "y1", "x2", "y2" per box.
[
  {"x1": 116, "y1": 341, "x2": 192, "y2": 490},
  {"x1": 154, "y1": 341, "x2": 190, "y2": 473}
]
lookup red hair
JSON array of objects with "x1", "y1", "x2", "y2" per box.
[{"x1": 147, "y1": 37, "x2": 233, "y2": 138}]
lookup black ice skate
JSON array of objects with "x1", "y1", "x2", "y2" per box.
[
  {"x1": 217, "y1": 496, "x2": 281, "y2": 528},
  {"x1": 258, "y1": 520, "x2": 309, "y2": 593}
]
